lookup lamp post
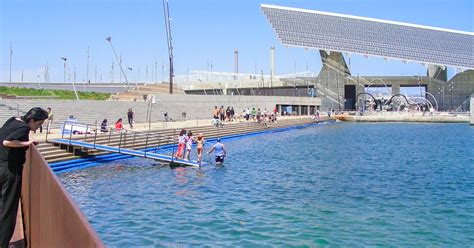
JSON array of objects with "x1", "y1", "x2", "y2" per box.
[
  {"x1": 106, "y1": 37, "x2": 130, "y2": 89},
  {"x1": 127, "y1": 67, "x2": 132, "y2": 81},
  {"x1": 60, "y1": 57, "x2": 67, "y2": 83}
]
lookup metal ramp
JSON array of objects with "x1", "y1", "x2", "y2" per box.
[{"x1": 50, "y1": 138, "x2": 201, "y2": 167}]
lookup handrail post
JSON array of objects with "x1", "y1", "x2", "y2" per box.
[
  {"x1": 171, "y1": 129, "x2": 176, "y2": 161},
  {"x1": 45, "y1": 124, "x2": 49, "y2": 142},
  {"x1": 93, "y1": 120, "x2": 98, "y2": 149},
  {"x1": 84, "y1": 124, "x2": 89, "y2": 142},
  {"x1": 69, "y1": 124, "x2": 74, "y2": 146},
  {"x1": 123, "y1": 131, "x2": 127, "y2": 148},
  {"x1": 144, "y1": 135, "x2": 149, "y2": 158},
  {"x1": 118, "y1": 132, "x2": 123, "y2": 153},
  {"x1": 108, "y1": 128, "x2": 112, "y2": 146},
  {"x1": 61, "y1": 121, "x2": 66, "y2": 139},
  {"x1": 132, "y1": 131, "x2": 136, "y2": 148},
  {"x1": 156, "y1": 134, "x2": 160, "y2": 154}
]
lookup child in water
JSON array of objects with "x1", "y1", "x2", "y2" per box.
[
  {"x1": 175, "y1": 129, "x2": 186, "y2": 159},
  {"x1": 196, "y1": 133, "x2": 205, "y2": 163},
  {"x1": 184, "y1": 130, "x2": 194, "y2": 160}
]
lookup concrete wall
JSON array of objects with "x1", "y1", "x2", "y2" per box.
[{"x1": 0, "y1": 95, "x2": 320, "y2": 128}]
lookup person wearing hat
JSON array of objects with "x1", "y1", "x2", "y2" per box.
[
  {"x1": 196, "y1": 133, "x2": 205, "y2": 163},
  {"x1": 207, "y1": 138, "x2": 226, "y2": 165}
]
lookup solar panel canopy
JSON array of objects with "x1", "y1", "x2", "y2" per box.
[{"x1": 261, "y1": 4, "x2": 474, "y2": 69}]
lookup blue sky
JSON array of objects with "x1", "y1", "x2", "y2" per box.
[{"x1": 0, "y1": 0, "x2": 472, "y2": 83}]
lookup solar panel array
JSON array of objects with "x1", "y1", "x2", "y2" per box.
[{"x1": 261, "y1": 5, "x2": 474, "y2": 69}]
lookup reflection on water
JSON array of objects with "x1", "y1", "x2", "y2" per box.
[{"x1": 60, "y1": 123, "x2": 474, "y2": 246}]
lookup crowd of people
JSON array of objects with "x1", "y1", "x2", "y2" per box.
[{"x1": 211, "y1": 106, "x2": 279, "y2": 127}]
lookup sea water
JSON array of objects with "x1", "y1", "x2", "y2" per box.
[{"x1": 59, "y1": 122, "x2": 474, "y2": 246}]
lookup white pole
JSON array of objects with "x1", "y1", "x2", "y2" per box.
[{"x1": 72, "y1": 66, "x2": 79, "y2": 100}]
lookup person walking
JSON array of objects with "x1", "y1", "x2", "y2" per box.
[
  {"x1": 0, "y1": 107, "x2": 48, "y2": 247},
  {"x1": 127, "y1": 108, "x2": 134, "y2": 129},
  {"x1": 184, "y1": 130, "x2": 194, "y2": 161},
  {"x1": 174, "y1": 129, "x2": 187, "y2": 159},
  {"x1": 207, "y1": 138, "x2": 226, "y2": 166},
  {"x1": 196, "y1": 133, "x2": 205, "y2": 163}
]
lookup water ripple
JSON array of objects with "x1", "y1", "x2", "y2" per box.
[{"x1": 59, "y1": 123, "x2": 474, "y2": 246}]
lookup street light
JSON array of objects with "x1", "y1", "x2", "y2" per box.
[
  {"x1": 61, "y1": 57, "x2": 67, "y2": 83},
  {"x1": 61, "y1": 57, "x2": 78, "y2": 100},
  {"x1": 106, "y1": 37, "x2": 130, "y2": 89}
]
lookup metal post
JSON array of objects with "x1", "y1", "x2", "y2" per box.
[
  {"x1": 61, "y1": 122, "x2": 65, "y2": 139},
  {"x1": 144, "y1": 135, "x2": 149, "y2": 158},
  {"x1": 156, "y1": 134, "x2": 161, "y2": 154},
  {"x1": 84, "y1": 124, "x2": 89, "y2": 142},
  {"x1": 123, "y1": 132, "x2": 127, "y2": 148},
  {"x1": 106, "y1": 37, "x2": 130, "y2": 89},
  {"x1": 108, "y1": 129, "x2": 112, "y2": 146},
  {"x1": 118, "y1": 132, "x2": 123, "y2": 153},
  {"x1": 163, "y1": 0, "x2": 174, "y2": 94},
  {"x1": 132, "y1": 131, "x2": 136, "y2": 148},
  {"x1": 93, "y1": 124, "x2": 98, "y2": 149},
  {"x1": 69, "y1": 124, "x2": 74, "y2": 146}
]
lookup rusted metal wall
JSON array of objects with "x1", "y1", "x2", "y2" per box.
[{"x1": 21, "y1": 145, "x2": 104, "y2": 248}]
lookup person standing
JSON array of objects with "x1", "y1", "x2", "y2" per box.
[
  {"x1": 230, "y1": 107, "x2": 235, "y2": 121},
  {"x1": 45, "y1": 107, "x2": 54, "y2": 134},
  {"x1": 207, "y1": 138, "x2": 226, "y2": 166},
  {"x1": 212, "y1": 106, "x2": 219, "y2": 119},
  {"x1": 0, "y1": 107, "x2": 48, "y2": 247},
  {"x1": 127, "y1": 108, "x2": 134, "y2": 129},
  {"x1": 219, "y1": 106, "x2": 225, "y2": 121}
]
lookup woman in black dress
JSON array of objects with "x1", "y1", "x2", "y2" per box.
[{"x1": 0, "y1": 107, "x2": 48, "y2": 247}]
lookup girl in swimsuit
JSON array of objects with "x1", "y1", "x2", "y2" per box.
[{"x1": 196, "y1": 133, "x2": 205, "y2": 163}]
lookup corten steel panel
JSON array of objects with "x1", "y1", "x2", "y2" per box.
[
  {"x1": 21, "y1": 145, "x2": 104, "y2": 248},
  {"x1": 261, "y1": 4, "x2": 474, "y2": 69}
]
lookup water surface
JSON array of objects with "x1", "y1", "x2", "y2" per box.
[{"x1": 60, "y1": 123, "x2": 474, "y2": 246}]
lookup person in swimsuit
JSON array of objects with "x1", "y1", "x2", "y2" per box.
[{"x1": 196, "y1": 133, "x2": 205, "y2": 163}]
